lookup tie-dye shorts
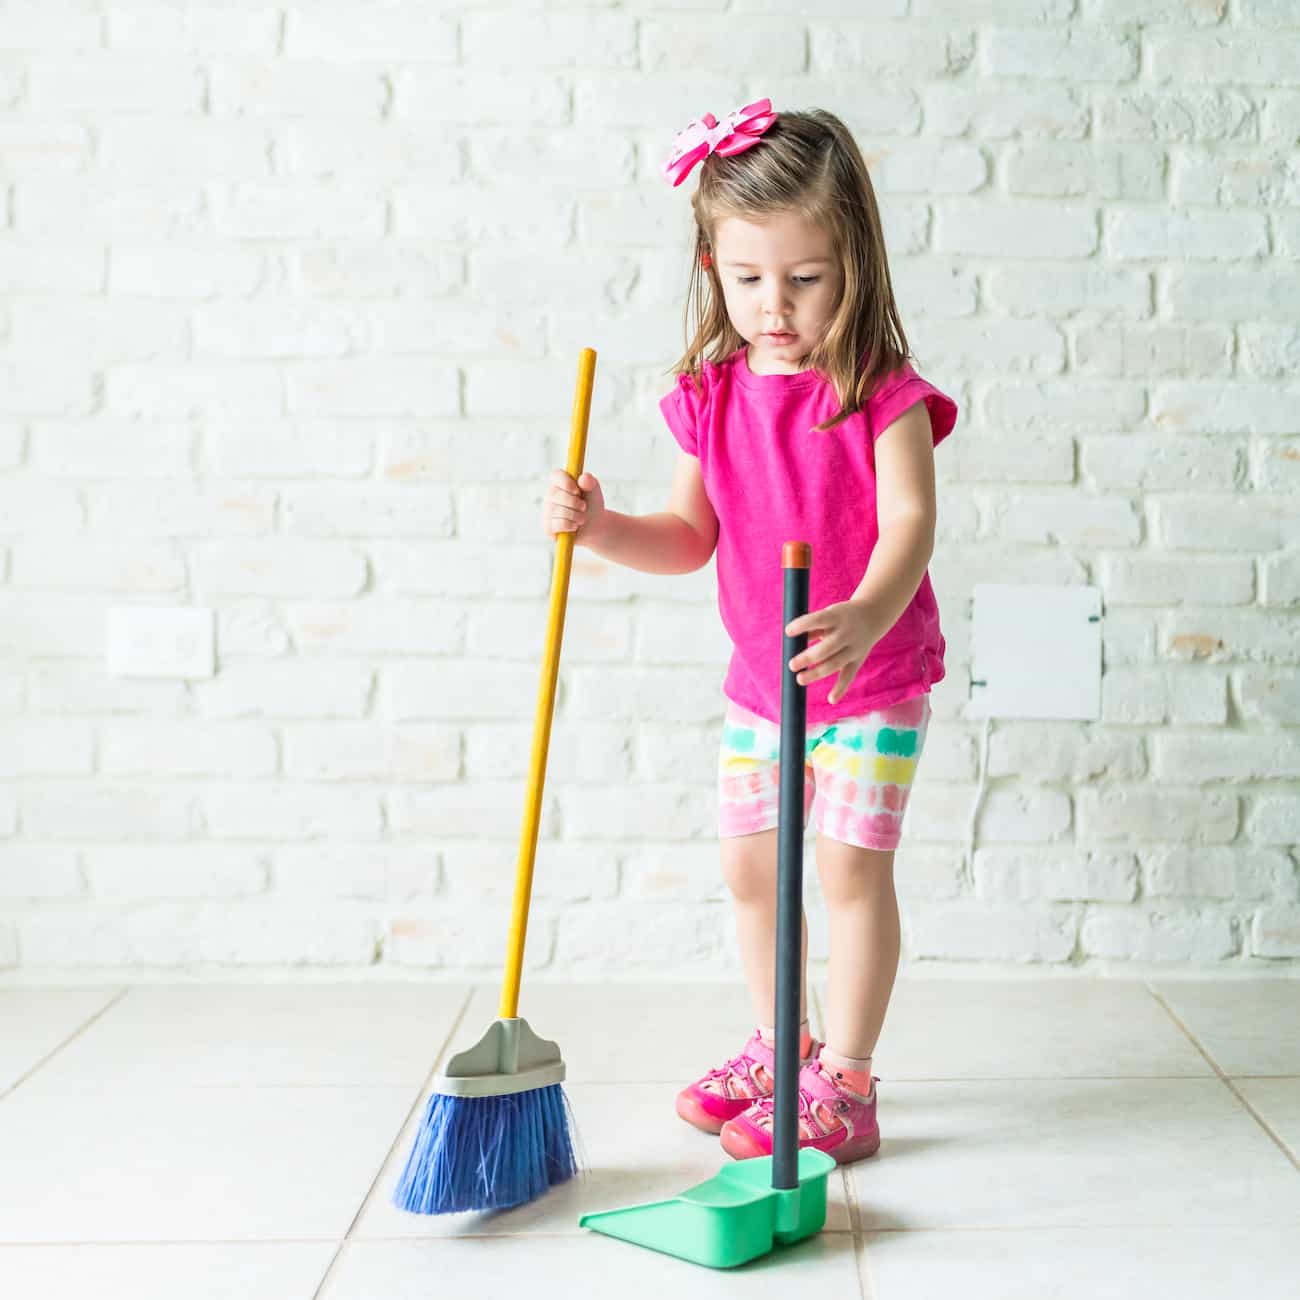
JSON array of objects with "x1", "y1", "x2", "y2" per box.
[{"x1": 717, "y1": 692, "x2": 932, "y2": 852}]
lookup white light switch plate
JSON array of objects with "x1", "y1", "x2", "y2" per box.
[
  {"x1": 107, "y1": 606, "x2": 215, "y2": 679},
  {"x1": 968, "y1": 583, "x2": 1101, "y2": 720}
]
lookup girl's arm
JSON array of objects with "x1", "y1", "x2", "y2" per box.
[
  {"x1": 582, "y1": 452, "x2": 717, "y2": 575},
  {"x1": 850, "y1": 402, "x2": 937, "y2": 626}
]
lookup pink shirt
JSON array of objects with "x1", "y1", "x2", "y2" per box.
[{"x1": 658, "y1": 345, "x2": 958, "y2": 725}]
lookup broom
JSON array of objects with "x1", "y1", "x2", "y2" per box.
[{"x1": 393, "y1": 347, "x2": 596, "y2": 1215}]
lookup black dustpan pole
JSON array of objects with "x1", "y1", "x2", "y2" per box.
[{"x1": 773, "y1": 541, "x2": 811, "y2": 1191}]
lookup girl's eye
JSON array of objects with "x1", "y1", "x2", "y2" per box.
[{"x1": 736, "y1": 276, "x2": 821, "y2": 285}]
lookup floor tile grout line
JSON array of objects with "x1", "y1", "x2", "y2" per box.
[
  {"x1": 0, "y1": 1238, "x2": 369, "y2": 1248},
  {"x1": 854, "y1": 1232, "x2": 878, "y2": 1299},
  {"x1": 565, "y1": 1072, "x2": 1281, "y2": 1084},
  {"x1": 0, "y1": 986, "x2": 130, "y2": 1102},
  {"x1": 1, "y1": 1220, "x2": 1252, "y2": 1246},
  {"x1": 296, "y1": 1228, "x2": 862, "y2": 1242},
  {"x1": 44, "y1": 1072, "x2": 1280, "y2": 1090},
  {"x1": 842, "y1": 1164, "x2": 861, "y2": 1234},
  {"x1": 1145, "y1": 982, "x2": 1300, "y2": 1174},
  {"x1": 853, "y1": 1222, "x2": 1300, "y2": 1236},
  {"x1": 310, "y1": 984, "x2": 480, "y2": 1300}
]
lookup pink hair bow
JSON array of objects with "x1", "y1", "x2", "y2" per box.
[{"x1": 662, "y1": 97, "x2": 778, "y2": 188}]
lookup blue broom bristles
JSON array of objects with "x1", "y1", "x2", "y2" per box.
[{"x1": 393, "y1": 1083, "x2": 579, "y2": 1215}]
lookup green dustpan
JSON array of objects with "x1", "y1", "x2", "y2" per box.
[
  {"x1": 581, "y1": 541, "x2": 831, "y2": 1270},
  {"x1": 578, "y1": 1147, "x2": 836, "y2": 1269}
]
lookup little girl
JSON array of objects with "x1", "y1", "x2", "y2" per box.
[{"x1": 541, "y1": 100, "x2": 957, "y2": 1165}]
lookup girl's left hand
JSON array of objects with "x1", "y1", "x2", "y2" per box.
[{"x1": 786, "y1": 600, "x2": 890, "y2": 706}]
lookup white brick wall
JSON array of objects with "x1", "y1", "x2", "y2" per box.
[{"x1": 1, "y1": 2, "x2": 1297, "y2": 979}]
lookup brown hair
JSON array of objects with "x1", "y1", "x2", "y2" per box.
[{"x1": 667, "y1": 108, "x2": 912, "y2": 434}]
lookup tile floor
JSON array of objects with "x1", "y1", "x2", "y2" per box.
[{"x1": 1, "y1": 978, "x2": 1297, "y2": 1297}]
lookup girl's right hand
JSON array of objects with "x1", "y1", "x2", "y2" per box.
[{"x1": 541, "y1": 469, "x2": 606, "y2": 544}]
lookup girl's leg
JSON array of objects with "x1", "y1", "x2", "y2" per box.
[
  {"x1": 814, "y1": 836, "x2": 900, "y2": 1060},
  {"x1": 711, "y1": 833, "x2": 892, "y2": 1165},
  {"x1": 719, "y1": 827, "x2": 808, "y2": 1029}
]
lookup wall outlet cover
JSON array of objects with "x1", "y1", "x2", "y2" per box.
[{"x1": 107, "y1": 606, "x2": 216, "y2": 679}]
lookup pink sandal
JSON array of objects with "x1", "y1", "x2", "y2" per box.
[
  {"x1": 718, "y1": 1057, "x2": 881, "y2": 1165},
  {"x1": 676, "y1": 1029, "x2": 823, "y2": 1135}
]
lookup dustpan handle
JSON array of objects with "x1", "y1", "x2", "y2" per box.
[
  {"x1": 499, "y1": 347, "x2": 597, "y2": 1021},
  {"x1": 773, "y1": 541, "x2": 810, "y2": 1190}
]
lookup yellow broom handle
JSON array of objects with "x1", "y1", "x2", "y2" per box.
[{"x1": 499, "y1": 348, "x2": 596, "y2": 1020}]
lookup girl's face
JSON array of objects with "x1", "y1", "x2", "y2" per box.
[{"x1": 712, "y1": 209, "x2": 843, "y2": 375}]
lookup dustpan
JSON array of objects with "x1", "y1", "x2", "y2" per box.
[
  {"x1": 577, "y1": 1147, "x2": 835, "y2": 1270},
  {"x1": 580, "y1": 540, "x2": 836, "y2": 1269}
]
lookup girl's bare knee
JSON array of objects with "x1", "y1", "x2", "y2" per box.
[
  {"x1": 815, "y1": 835, "x2": 896, "y2": 904},
  {"x1": 719, "y1": 829, "x2": 779, "y2": 902}
]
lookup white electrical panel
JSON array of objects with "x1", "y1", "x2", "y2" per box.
[{"x1": 967, "y1": 583, "x2": 1101, "y2": 721}]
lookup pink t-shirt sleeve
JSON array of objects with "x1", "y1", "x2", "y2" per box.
[
  {"x1": 658, "y1": 371, "x2": 703, "y2": 456},
  {"x1": 870, "y1": 368, "x2": 958, "y2": 449}
]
